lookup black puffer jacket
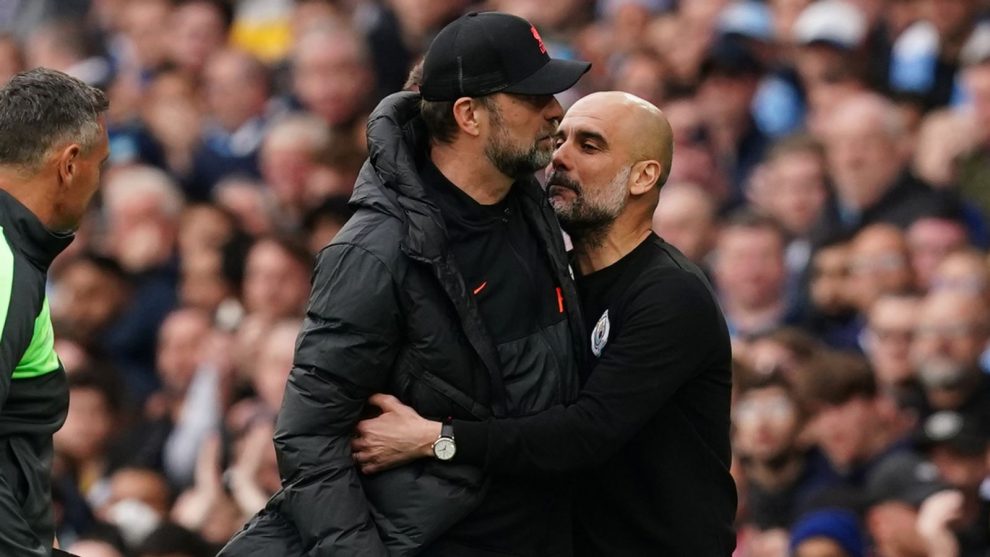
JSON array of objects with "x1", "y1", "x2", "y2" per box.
[{"x1": 219, "y1": 92, "x2": 584, "y2": 556}]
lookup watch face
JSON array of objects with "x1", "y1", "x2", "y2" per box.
[{"x1": 433, "y1": 438, "x2": 456, "y2": 461}]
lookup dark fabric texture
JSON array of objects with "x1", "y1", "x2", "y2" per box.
[
  {"x1": 453, "y1": 234, "x2": 737, "y2": 556},
  {"x1": 0, "y1": 189, "x2": 72, "y2": 557},
  {"x1": 220, "y1": 91, "x2": 584, "y2": 557}
]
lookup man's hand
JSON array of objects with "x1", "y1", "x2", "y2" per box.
[
  {"x1": 351, "y1": 394, "x2": 442, "y2": 474},
  {"x1": 917, "y1": 489, "x2": 963, "y2": 557}
]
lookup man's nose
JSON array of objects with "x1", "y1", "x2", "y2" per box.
[{"x1": 551, "y1": 142, "x2": 570, "y2": 171}]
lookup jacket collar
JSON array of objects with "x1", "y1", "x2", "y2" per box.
[
  {"x1": 360, "y1": 92, "x2": 549, "y2": 260},
  {"x1": 0, "y1": 188, "x2": 74, "y2": 269}
]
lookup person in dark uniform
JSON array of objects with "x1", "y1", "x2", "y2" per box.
[
  {"x1": 0, "y1": 68, "x2": 110, "y2": 556},
  {"x1": 353, "y1": 91, "x2": 737, "y2": 556}
]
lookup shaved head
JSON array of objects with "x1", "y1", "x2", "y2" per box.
[
  {"x1": 548, "y1": 91, "x2": 674, "y2": 247},
  {"x1": 566, "y1": 91, "x2": 674, "y2": 185}
]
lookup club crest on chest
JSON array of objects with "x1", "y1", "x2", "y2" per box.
[{"x1": 591, "y1": 310, "x2": 610, "y2": 357}]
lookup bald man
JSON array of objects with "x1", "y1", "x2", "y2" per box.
[
  {"x1": 352, "y1": 92, "x2": 736, "y2": 556},
  {"x1": 816, "y1": 92, "x2": 948, "y2": 241}
]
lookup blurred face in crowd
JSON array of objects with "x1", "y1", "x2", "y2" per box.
[
  {"x1": 663, "y1": 98, "x2": 726, "y2": 201},
  {"x1": 99, "y1": 468, "x2": 171, "y2": 524},
  {"x1": 847, "y1": 225, "x2": 913, "y2": 313},
  {"x1": 930, "y1": 250, "x2": 990, "y2": 301},
  {"x1": 243, "y1": 239, "x2": 311, "y2": 320},
  {"x1": 612, "y1": 52, "x2": 666, "y2": 107},
  {"x1": 215, "y1": 178, "x2": 275, "y2": 236},
  {"x1": 810, "y1": 395, "x2": 880, "y2": 470},
  {"x1": 292, "y1": 27, "x2": 373, "y2": 127},
  {"x1": 253, "y1": 321, "x2": 300, "y2": 412},
  {"x1": 912, "y1": 290, "x2": 990, "y2": 392},
  {"x1": 122, "y1": 0, "x2": 170, "y2": 70},
  {"x1": 698, "y1": 69, "x2": 759, "y2": 128},
  {"x1": 156, "y1": 309, "x2": 212, "y2": 396},
  {"x1": 389, "y1": 0, "x2": 467, "y2": 40},
  {"x1": 204, "y1": 49, "x2": 269, "y2": 132},
  {"x1": 713, "y1": 224, "x2": 787, "y2": 311},
  {"x1": 907, "y1": 217, "x2": 968, "y2": 291},
  {"x1": 752, "y1": 148, "x2": 828, "y2": 237},
  {"x1": 169, "y1": 0, "x2": 228, "y2": 75},
  {"x1": 862, "y1": 296, "x2": 919, "y2": 387},
  {"x1": 178, "y1": 204, "x2": 234, "y2": 260},
  {"x1": 733, "y1": 385, "x2": 801, "y2": 463},
  {"x1": 52, "y1": 259, "x2": 129, "y2": 343},
  {"x1": 809, "y1": 243, "x2": 853, "y2": 316},
  {"x1": 652, "y1": 182, "x2": 717, "y2": 264},
  {"x1": 485, "y1": 93, "x2": 564, "y2": 180},
  {"x1": 259, "y1": 122, "x2": 327, "y2": 212},
  {"x1": 106, "y1": 188, "x2": 180, "y2": 272},
  {"x1": 929, "y1": 445, "x2": 988, "y2": 493},
  {"x1": 912, "y1": 109, "x2": 976, "y2": 188},
  {"x1": 744, "y1": 334, "x2": 808, "y2": 378},
  {"x1": 141, "y1": 71, "x2": 202, "y2": 160},
  {"x1": 489, "y1": 0, "x2": 585, "y2": 32},
  {"x1": 180, "y1": 249, "x2": 231, "y2": 313},
  {"x1": 55, "y1": 385, "x2": 115, "y2": 463},
  {"x1": 963, "y1": 62, "x2": 990, "y2": 144},
  {"x1": 824, "y1": 95, "x2": 905, "y2": 211}
]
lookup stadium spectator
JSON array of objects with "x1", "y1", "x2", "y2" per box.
[{"x1": 713, "y1": 209, "x2": 794, "y2": 340}]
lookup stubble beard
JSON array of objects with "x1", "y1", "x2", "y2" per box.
[
  {"x1": 549, "y1": 166, "x2": 631, "y2": 249},
  {"x1": 484, "y1": 105, "x2": 553, "y2": 179}
]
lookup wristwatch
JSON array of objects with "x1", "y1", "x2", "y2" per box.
[{"x1": 432, "y1": 417, "x2": 456, "y2": 461}]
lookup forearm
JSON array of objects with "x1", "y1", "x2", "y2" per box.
[{"x1": 452, "y1": 399, "x2": 618, "y2": 473}]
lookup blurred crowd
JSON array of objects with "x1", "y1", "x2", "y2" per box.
[{"x1": 7, "y1": 0, "x2": 990, "y2": 556}]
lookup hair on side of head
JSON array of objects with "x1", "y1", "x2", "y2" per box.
[{"x1": 0, "y1": 68, "x2": 108, "y2": 172}]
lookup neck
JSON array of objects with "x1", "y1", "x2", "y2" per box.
[
  {"x1": 572, "y1": 211, "x2": 653, "y2": 275},
  {"x1": 430, "y1": 142, "x2": 514, "y2": 205},
  {"x1": 0, "y1": 169, "x2": 57, "y2": 229}
]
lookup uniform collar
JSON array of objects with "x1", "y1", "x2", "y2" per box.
[{"x1": 0, "y1": 189, "x2": 74, "y2": 269}]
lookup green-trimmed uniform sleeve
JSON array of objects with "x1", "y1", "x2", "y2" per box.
[
  {"x1": 0, "y1": 226, "x2": 16, "y2": 389},
  {"x1": 0, "y1": 227, "x2": 48, "y2": 556}
]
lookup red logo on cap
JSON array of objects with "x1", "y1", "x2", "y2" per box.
[{"x1": 531, "y1": 26, "x2": 547, "y2": 54}]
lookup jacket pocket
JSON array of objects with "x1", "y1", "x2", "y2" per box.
[{"x1": 394, "y1": 352, "x2": 492, "y2": 420}]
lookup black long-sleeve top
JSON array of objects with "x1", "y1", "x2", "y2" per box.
[{"x1": 452, "y1": 234, "x2": 737, "y2": 556}]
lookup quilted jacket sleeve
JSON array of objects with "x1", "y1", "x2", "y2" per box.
[{"x1": 273, "y1": 243, "x2": 401, "y2": 556}]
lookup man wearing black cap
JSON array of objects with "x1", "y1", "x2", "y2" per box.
[
  {"x1": 352, "y1": 92, "x2": 737, "y2": 556},
  {"x1": 915, "y1": 410, "x2": 990, "y2": 557},
  {"x1": 220, "y1": 11, "x2": 590, "y2": 557}
]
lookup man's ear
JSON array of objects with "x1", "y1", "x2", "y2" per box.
[
  {"x1": 56, "y1": 144, "x2": 81, "y2": 185},
  {"x1": 452, "y1": 97, "x2": 485, "y2": 138},
  {"x1": 630, "y1": 160, "x2": 662, "y2": 196}
]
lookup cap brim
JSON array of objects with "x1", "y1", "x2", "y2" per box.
[{"x1": 502, "y1": 58, "x2": 590, "y2": 96}]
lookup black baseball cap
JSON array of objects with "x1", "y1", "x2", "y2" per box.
[
  {"x1": 916, "y1": 410, "x2": 989, "y2": 456},
  {"x1": 420, "y1": 11, "x2": 591, "y2": 102}
]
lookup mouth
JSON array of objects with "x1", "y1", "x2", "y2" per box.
[{"x1": 547, "y1": 183, "x2": 578, "y2": 200}]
